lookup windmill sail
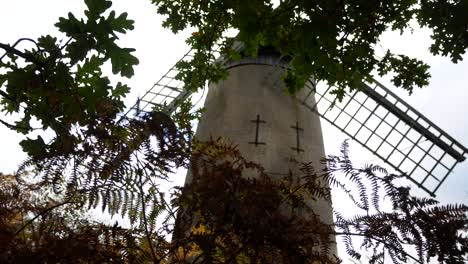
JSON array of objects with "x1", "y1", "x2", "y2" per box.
[
  {"x1": 301, "y1": 78, "x2": 467, "y2": 196},
  {"x1": 120, "y1": 49, "x2": 195, "y2": 119},
  {"x1": 122, "y1": 49, "x2": 467, "y2": 197},
  {"x1": 120, "y1": 43, "x2": 244, "y2": 119}
]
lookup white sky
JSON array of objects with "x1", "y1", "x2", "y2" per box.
[{"x1": 1, "y1": 0, "x2": 467, "y2": 260}]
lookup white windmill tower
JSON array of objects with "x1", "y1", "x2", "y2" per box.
[{"x1": 121, "y1": 42, "x2": 468, "y2": 254}]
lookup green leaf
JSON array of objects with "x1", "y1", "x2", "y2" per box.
[
  {"x1": 108, "y1": 11, "x2": 135, "y2": 34},
  {"x1": 20, "y1": 136, "x2": 47, "y2": 158},
  {"x1": 53, "y1": 62, "x2": 73, "y2": 90},
  {"x1": 84, "y1": 0, "x2": 113, "y2": 18},
  {"x1": 107, "y1": 46, "x2": 139, "y2": 78},
  {"x1": 55, "y1": 13, "x2": 84, "y2": 36},
  {"x1": 14, "y1": 114, "x2": 32, "y2": 134},
  {"x1": 77, "y1": 55, "x2": 103, "y2": 80},
  {"x1": 37, "y1": 35, "x2": 58, "y2": 51},
  {"x1": 282, "y1": 69, "x2": 307, "y2": 95},
  {"x1": 112, "y1": 82, "x2": 130, "y2": 98},
  {"x1": 66, "y1": 36, "x2": 96, "y2": 64}
]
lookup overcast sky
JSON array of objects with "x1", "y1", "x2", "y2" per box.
[{"x1": 1, "y1": 0, "x2": 467, "y2": 260}]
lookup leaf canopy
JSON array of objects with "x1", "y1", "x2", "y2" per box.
[
  {"x1": 152, "y1": 0, "x2": 467, "y2": 99},
  {"x1": 0, "y1": 0, "x2": 138, "y2": 158}
]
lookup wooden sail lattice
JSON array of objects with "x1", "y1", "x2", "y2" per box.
[
  {"x1": 301, "y1": 79, "x2": 467, "y2": 196},
  {"x1": 120, "y1": 43, "x2": 243, "y2": 120},
  {"x1": 120, "y1": 49, "x2": 195, "y2": 119},
  {"x1": 121, "y1": 49, "x2": 467, "y2": 197}
]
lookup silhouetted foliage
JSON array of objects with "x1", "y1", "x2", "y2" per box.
[
  {"x1": 328, "y1": 141, "x2": 468, "y2": 263},
  {"x1": 152, "y1": 0, "x2": 468, "y2": 97},
  {"x1": 1, "y1": 1, "x2": 468, "y2": 263},
  {"x1": 171, "y1": 139, "x2": 467, "y2": 263},
  {"x1": 0, "y1": 174, "x2": 147, "y2": 263},
  {"x1": 172, "y1": 139, "x2": 339, "y2": 263},
  {"x1": 0, "y1": 0, "x2": 138, "y2": 160},
  {"x1": 1, "y1": 138, "x2": 467, "y2": 263}
]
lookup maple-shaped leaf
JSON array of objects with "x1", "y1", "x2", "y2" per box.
[
  {"x1": 112, "y1": 82, "x2": 130, "y2": 98},
  {"x1": 108, "y1": 11, "x2": 135, "y2": 34},
  {"x1": 37, "y1": 35, "x2": 58, "y2": 52},
  {"x1": 84, "y1": 0, "x2": 113, "y2": 19},
  {"x1": 107, "y1": 45, "x2": 139, "y2": 78},
  {"x1": 55, "y1": 13, "x2": 84, "y2": 36},
  {"x1": 19, "y1": 136, "x2": 47, "y2": 158}
]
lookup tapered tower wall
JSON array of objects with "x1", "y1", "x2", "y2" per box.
[{"x1": 187, "y1": 54, "x2": 337, "y2": 254}]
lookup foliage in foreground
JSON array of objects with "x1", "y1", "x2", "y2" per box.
[
  {"x1": 173, "y1": 139, "x2": 468, "y2": 263},
  {"x1": 0, "y1": 0, "x2": 139, "y2": 159},
  {"x1": 0, "y1": 0, "x2": 467, "y2": 263},
  {"x1": 0, "y1": 174, "x2": 144, "y2": 263},
  {"x1": 152, "y1": 0, "x2": 468, "y2": 97},
  {"x1": 1, "y1": 139, "x2": 467, "y2": 263}
]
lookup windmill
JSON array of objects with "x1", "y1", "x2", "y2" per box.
[{"x1": 121, "y1": 42, "x2": 468, "y2": 253}]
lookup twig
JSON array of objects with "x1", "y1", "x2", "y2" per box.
[
  {"x1": 0, "y1": 42, "x2": 42, "y2": 66},
  {"x1": 0, "y1": 38, "x2": 39, "y2": 61},
  {"x1": 0, "y1": 90, "x2": 14, "y2": 101},
  {"x1": 0, "y1": 118, "x2": 42, "y2": 131},
  {"x1": 12, "y1": 200, "x2": 73, "y2": 238},
  {"x1": 136, "y1": 160, "x2": 159, "y2": 263},
  {"x1": 60, "y1": 37, "x2": 73, "y2": 51},
  {"x1": 334, "y1": 232, "x2": 422, "y2": 263}
]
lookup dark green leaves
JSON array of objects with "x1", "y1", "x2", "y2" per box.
[
  {"x1": 77, "y1": 55, "x2": 103, "y2": 80},
  {"x1": 56, "y1": 13, "x2": 84, "y2": 38},
  {"x1": 152, "y1": 0, "x2": 467, "y2": 99},
  {"x1": 37, "y1": 35, "x2": 58, "y2": 52},
  {"x1": 417, "y1": 0, "x2": 468, "y2": 63},
  {"x1": 19, "y1": 136, "x2": 47, "y2": 158},
  {"x1": 55, "y1": 3, "x2": 138, "y2": 76},
  {"x1": 283, "y1": 69, "x2": 307, "y2": 96},
  {"x1": 107, "y1": 11, "x2": 135, "y2": 34},
  {"x1": 65, "y1": 36, "x2": 96, "y2": 64},
  {"x1": 108, "y1": 46, "x2": 139, "y2": 78},
  {"x1": 112, "y1": 82, "x2": 130, "y2": 98},
  {"x1": 378, "y1": 52, "x2": 431, "y2": 94},
  {"x1": 84, "y1": 0, "x2": 113, "y2": 19},
  {"x1": 0, "y1": 0, "x2": 139, "y2": 159}
]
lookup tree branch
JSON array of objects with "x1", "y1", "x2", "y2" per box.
[
  {"x1": 0, "y1": 89, "x2": 14, "y2": 101},
  {"x1": 0, "y1": 42, "x2": 43, "y2": 66},
  {"x1": 0, "y1": 118, "x2": 42, "y2": 131},
  {"x1": 0, "y1": 38, "x2": 38, "y2": 61}
]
